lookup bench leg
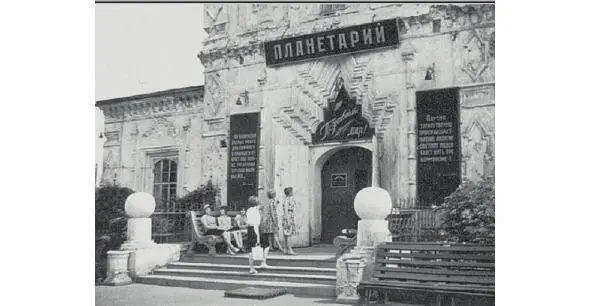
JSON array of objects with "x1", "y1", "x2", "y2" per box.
[
  {"x1": 359, "y1": 289, "x2": 368, "y2": 306},
  {"x1": 186, "y1": 242, "x2": 196, "y2": 255},
  {"x1": 205, "y1": 241, "x2": 217, "y2": 256},
  {"x1": 436, "y1": 294, "x2": 443, "y2": 306},
  {"x1": 377, "y1": 290, "x2": 385, "y2": 304}
]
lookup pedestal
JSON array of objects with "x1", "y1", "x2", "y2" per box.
[
  {"x1": 357, "y1": 220, "x2": 391, "y2": 248},
  {"x1": 103, "y1": 250, "x2": 132, "y2": 286},
  {"x1": 122, "y1": 243, "x2": 182, "y2": 278},
  {"x1": 336, "y1": 220, "x2": 391, "y2": 304},
  {"x1": 336, "y1": 251, "x2": 363, "y2": 304},
  {"x1": 336, "y1": 187, "x2": 393, "y2": 304},
  {"x1": 120, "y1": 218, "x2": 156, "y2": 249}
]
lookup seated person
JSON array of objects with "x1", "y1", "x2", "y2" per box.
[
  {"x1": 200, "y1": 204, "x2": 240, "y2": 254},
  {"x1": 234, "y1": 207, "x2": 249, "y2": 236},
  {"x1": 217, "y1": 207, "x2": 243, "y2": 253}
]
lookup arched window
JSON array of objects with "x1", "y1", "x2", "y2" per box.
[{"x1": 153, "y1": 158, "x2": 177, "y2": 211}]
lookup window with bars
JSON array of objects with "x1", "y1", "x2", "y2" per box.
[
  {"x1": 153, "y1": 158, "x2": 178, "y2": 212},
  {"x1": 319, "y1": 4, "x2": 347, "y2": 16}
]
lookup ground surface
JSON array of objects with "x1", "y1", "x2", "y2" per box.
[{"x1": 96, "y1": 284, "x2": 344, "y2": 306}]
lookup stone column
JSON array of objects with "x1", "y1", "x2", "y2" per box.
[
  {"x1": 402, "y1": 45, "x2": 417, "y2": 202},
  {"x1": 103, "y1": 250, "x2": 132, "y2": 286},
  {"x1": 371, "y1": 135, "x2": 379, "y2": 187},
  {"x1": 336, "y1": 187, "x2": 393, "y2": 304},
  {"x1": 120, "y1": 192, "x2": 156, "y2": 250}
]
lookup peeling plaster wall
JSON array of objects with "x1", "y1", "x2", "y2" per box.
[
  {"x1": 199, "y1": 3, "x2": 494, "y2": 208},
  {"x1": 98, "y1": 88, "x2": 205, "y2": 201},
  {"x1": 199, "y1": 3, "x2": 495, "y2": 211}
]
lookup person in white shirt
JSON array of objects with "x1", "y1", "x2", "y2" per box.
[{"x1": 244, "y1": 196, "x2": 270, "y2": 274}]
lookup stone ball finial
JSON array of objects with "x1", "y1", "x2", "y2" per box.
[
  {"x1": 124, "y1": 192, "x2": 156, "y2": 218},
  {"x1": 354, "y1": 187, "x2": 393, "y2": 220}
]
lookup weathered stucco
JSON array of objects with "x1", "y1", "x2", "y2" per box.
[{"x1": 99, "y1": 3, "x2": 495, "y2": 247}]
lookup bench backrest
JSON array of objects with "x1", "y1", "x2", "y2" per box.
[
  {"x1": 189, "y1": 211, "x2": 207, "y2": 240},
  {"x1": 372, "y1": 242, "x2": 495, "y2": 287}
]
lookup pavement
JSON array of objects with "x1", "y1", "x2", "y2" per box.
[{"x1": 96, "y1": 284, "x2": 345, "y2": 306}]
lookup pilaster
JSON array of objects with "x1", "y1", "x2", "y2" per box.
[{"x1": 402, "y1": 43, "x2": 417, "y2": 202}]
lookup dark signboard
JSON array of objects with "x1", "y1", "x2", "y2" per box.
[
  {"x1": 330, "y1": 173, "x2": 347, "y2": 188},
  {"x1": 312, "y1": 85, "x2": 374, "y2": 143},
  {"x1": 227, "y1": 112, "x2": 260, "y2": 211},
  {"x1": 264, "y1": 18, "x2": 399, "y2": 67},
  {"x1": 416, "y1": 88, "x2": 461, "y2": 207}
]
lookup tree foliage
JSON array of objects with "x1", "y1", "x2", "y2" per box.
[
  {"x1": 176, "y1": 179, "x2": 220, "y2": 211},
  {"x1": 436, "y1": 176, "x2": 495, "y2": 244},
  {"x1": 95, "y1": 183, "x2": 134, "y2": 236}
]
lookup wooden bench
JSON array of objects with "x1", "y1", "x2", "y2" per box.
[
  {"x1": 188, "y1": 211, "x2": 237, "y2": 256},
  {"x1": 358, "y1": 242, "x2": 495, "y2": 306}
]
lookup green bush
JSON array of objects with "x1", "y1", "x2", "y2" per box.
[
  {"x1": 176, "y1": 179, "x2": 220, "y2": 211},
  {"x1": 436, "y1": 176, "x2": 495, "y2": 244},
  {"x1": 95, "y1": 183, "x2": 134, "y2": 236},
  {"x1": 95, "y1": 183, "x2": 135, "y2": 282}
]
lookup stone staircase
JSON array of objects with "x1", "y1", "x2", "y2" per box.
[{"x1": 136, "y1": 249, "x2": 337, "y2": 298}]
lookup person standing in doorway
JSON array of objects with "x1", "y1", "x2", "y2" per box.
[
  {"x1": 261, "y1": 190, "x2": 284, "y2": 253},
  {"x1": 244, "y1": 196, "x2": 271, "y2": 274},
  {"x1": 282, "y1": 187, "x2": 297, "y2": 255}
]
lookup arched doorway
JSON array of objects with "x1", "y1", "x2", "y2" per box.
[{"x1": 320, "y1": 147, "x2": 372, "y2": 243}]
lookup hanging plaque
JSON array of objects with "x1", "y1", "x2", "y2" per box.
[
  {"x1": 227, "y1": 112, "x2": 260, "y2": 211},
  {"x1": 416, "y1": 88, "x2": 461, "y2": 207}
]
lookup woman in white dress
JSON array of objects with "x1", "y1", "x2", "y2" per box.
[{"x1": 244, "y1": 196, "x2": 271, "y2": 274}]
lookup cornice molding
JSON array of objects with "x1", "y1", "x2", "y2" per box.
[{"x1": 99, "y1": 91, "x2": 204, "y2": 123}]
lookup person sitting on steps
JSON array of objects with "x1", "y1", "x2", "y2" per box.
[{"x1": 201, "y1": 204, "x2": 240, "y2": 255}]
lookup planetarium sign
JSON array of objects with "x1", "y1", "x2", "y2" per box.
[{"x1": 264, "y1": 18, "x2": 399, "y2": 66}]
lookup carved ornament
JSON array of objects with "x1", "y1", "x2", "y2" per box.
[
  {"x1": 461, "y1": 84, "x2": 495, "y2": 108},
  {"x1": 142, "y1": 117, "x2": 178, "y2": 139},
  {"x1": 204, "y1": 4, "x2": 227, "y2": 36},
  {"x1": 99, "y1": 91, "x2": 203, "y2": 123},
  {"x1": 462, "y1": 28, "x2": 493, "y2": 82},
  {"x1": 103, "y1": 131, "x2": 120, "y2": 147},
  {"x1": 204, "y1": 72, "x2": 224, "y2": 116}
]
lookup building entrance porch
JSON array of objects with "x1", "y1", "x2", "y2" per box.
[{"x1": 320, "y1": 147, "x2": 372, "y2": 243}]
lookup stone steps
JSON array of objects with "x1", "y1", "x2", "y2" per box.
[
  {"x1": 167, "y1": 262, "x2": 336, "y2": 276},
  {"x1": 136, "y1": 251, "x2": 338, "y2": 298},
  {"x1": 136, "y1": 275, "x2": 336, "y2": 298},
  {"x1": 152, "y1": 268, "x2": 336, "y2": 285},
  {"x1": 180, "y1": 253, "x2": 337, "y2": 269}
]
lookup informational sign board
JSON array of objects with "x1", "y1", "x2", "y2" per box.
[
  {"x1": 330, "y1": 173, "x2": 348, "y2": 188},
  {"x1": 264, "y1": 18, "x2": 399, "y2": 66},
  {"x1": 227, "y1": 112, "x2": 260, "y2": 211},
  {"x1": 416, "y1": 88, "x2": 461, "y2": 207}
]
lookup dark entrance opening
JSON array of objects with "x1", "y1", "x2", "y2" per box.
[{"x1": 321, "y1": 147, "x2": 372, "y2": 243}]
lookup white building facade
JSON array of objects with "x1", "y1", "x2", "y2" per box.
[{"x1": 98, "y1": 3, "x2": 495, "y2": 247}]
